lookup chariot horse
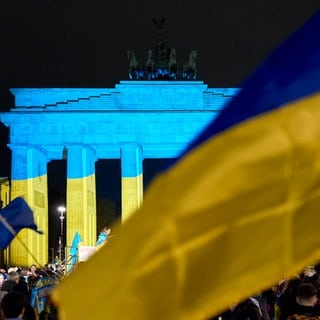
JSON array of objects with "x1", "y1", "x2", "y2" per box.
[
  {"x1": 145, "y1": 49, "x2": 155, "y2": 79},
  {"x1": 168, "y1": 48, "x2": 178, "y2": 79},
  {"x1": 127, "y1": 50, "x2": 144, "y2": 79},
  {"x1": 182, "y1": 49, "x2": 197, "y2": 80}
]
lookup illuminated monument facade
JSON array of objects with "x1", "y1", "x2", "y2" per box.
[
  {"x1": 0, "y1": 83, "x2": 238, "y2": 265},
  {"x1": 0, "y1": 21, "x2": 239, "y2": 265}
]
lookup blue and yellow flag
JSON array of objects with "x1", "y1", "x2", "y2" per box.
[
  {"x1": 0, "y1": 197, "x2": 43, "y2": 249},
  {"x1": 67, "y1": 231, "x2": 83, "y2": 273},
  {"x1": 53, "y1": 11, "x2": 320, "y2": 320}
]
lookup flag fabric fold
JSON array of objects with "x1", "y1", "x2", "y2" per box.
[
  {"x1": 53, "y1": 11, "x2": 320, "y2": 320},
  {"x1": 0, "y1": 197, "x2": 43, "y2": 249}
]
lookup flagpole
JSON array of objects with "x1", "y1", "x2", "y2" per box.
[{"x1": 57, "y1": 206, "x2": 66, "y2": 262}]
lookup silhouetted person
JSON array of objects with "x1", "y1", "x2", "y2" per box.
[
  {"x1": 277, "y1": 277, "x2": 303, "y2": 320},
  {"x1": 286, "y1": 283, "x2": 320, "y2": 319},
  {"x1": 1, "y1": 291, "x2": 25, "y2": 319},
  {"x1": 211, "y1": 297, "x2": 264, "y2": 320},
  {"x1": 12, "y1": 283, "x2": 36, "y2": 320}
]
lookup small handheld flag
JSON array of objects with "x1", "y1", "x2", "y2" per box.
[
  {"x1": 67, "y1": 231, "x2": 83, "y2": 273},
  {"x1": 0, "y1": 197, "x2": 43, "y2": 249}
]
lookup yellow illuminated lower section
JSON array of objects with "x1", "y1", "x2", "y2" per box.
[
  {"x1": 66, "y1": 174, "x2": 96, "y2": 249},
  {"x1": 10, "y1": 177, "x2": 48, "y2": 267},
  {"x1": 121, "y1": 174, "x2": 143, "y2": 222},
  {"x1": 6, "y1": 169, "x2": 146, "y2": 266}
]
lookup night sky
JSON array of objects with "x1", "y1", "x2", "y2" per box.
[{"x1": 0, "y1": 0, "x2": 320, "y2": 199}]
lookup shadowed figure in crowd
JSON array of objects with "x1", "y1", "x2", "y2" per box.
[{"x1": 1, "y1": 291, "x2": 26, "y2": 320}]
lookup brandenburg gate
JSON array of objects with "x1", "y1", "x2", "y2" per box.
[{"x1": 0, "y1": 81, "x2": 238, "y2": 266}]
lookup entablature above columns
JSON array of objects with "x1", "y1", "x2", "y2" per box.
[
  {"x1": 0, "y1": 82, "x2": 239, "y2": 162},
  {"x1": 0, "y1": 110, "x2": 217, "y2": 146}
]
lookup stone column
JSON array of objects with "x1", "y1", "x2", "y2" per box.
[
  {"x1": 10, "y1": 145, "x2": 49, "y2": 266},
  {"x1": 66, "y1": 145, "x2": 97, "y2": 249},
  {"x1": 120, "y1": 143, "x2": 143, "y2": 222}
]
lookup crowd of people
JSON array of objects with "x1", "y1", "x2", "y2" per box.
[
  {"x1": 2, "y1": 262, "x2": 320, "y2": 320},
  {"x1": 2, "y1": 228, "x2": 320, "y2": 320},
  {"x1": 0, "y1": 226, "x2": 113, "y2": 320},
  {"x1": 210, "y1": 264, "x2": 320, "y2": 320},
  {"x1": 0, "y1": 264, "x2": 62, "y2": 320}
]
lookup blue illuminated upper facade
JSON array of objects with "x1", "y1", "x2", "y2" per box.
[{"x1": 0, "y1": 81, "x2": 239, "y2": 179}]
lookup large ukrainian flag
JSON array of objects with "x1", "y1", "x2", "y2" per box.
[{"x1": 53, "y1": 11, "x2": 320, "y2": 320}]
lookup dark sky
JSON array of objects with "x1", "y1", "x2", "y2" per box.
[
  {"x1": 0, "y1": 1, "x2": 319, "y2": 92},
  {"x1": 0, "y1": 0, "x2": 320, "y2": 184}
]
